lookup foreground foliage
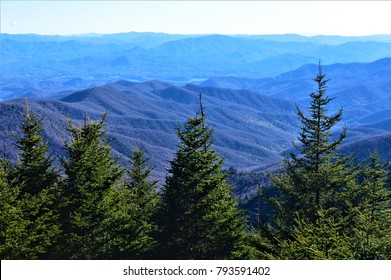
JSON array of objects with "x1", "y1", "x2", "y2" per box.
[
  {"x1": 254, "y1": 65, "x2": 391, "y2": 259},
  {"x1": 1, "y1": 104, "x2": 60, "y2": 259}
]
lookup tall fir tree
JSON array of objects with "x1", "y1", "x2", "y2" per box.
[
  {"x1": 12, "y1": 100, "x2": 58, "y2": 196},
  {"x1": 59, "y1": 113, "x2": 123, "y2": 259},
  {"x1": 1, "y1": 103, "x2": 60, "y2": 259},
  {"x1": 266, "y1": 64, "x2": 356, "y2": 238},
  {"x1": 99, "y1": 148, "x2": 159, "y2": 259},
  {"x1": 262, "y1": 65, "x2": 391, "y2": 260},
  {"x1": 124, "y1": 147, "x2": 159, "y2": 257},
  {"x1": 158, "y1": 96, "x2": 247, "y2": 260}
]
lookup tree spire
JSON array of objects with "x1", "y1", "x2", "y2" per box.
[{"x1": 158, "y1": 99, "x2": 247, "y2": 259}]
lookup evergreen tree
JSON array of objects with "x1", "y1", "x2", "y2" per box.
[
  {"x1": 0, "y1": 158, "x2": 23, "y2": 259},
  {"x1": 59, "y1": 114, "x2": 123, "y2": 259},
  {"x1": 245, "y1": 228, "x2": 276, "y2": 260},
  {"x1": 158, "y1": 97, "x2": 247, "y2": 259},
  {"x1": 277, "y1": 209, "x2": 353, "y2": 260},
  {"x1": 347, "y1": 155, "x2": 391, "y2": 259},
  {"x1": 100, "y1": 148, "x2": 159, "y2": 259},
  {"x1": 12, "y1": 100, "x2": 58, "y2": 196},
  {"x1": 124, "y1": 147, "x2": 159, "y2": 257},
  {"x1": 1, "y1": 103, "x2": 60, "y2": 259},
  {"x1": 267, "y1": 64, "x2": 355, "y2": 238},
  {"x1": 262, "y1": 66, "x2": 391, "y2": 260}
]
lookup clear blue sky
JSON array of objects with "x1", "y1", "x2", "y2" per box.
[{"x1": 1, "y1": 1, "x2": 390, "y2": 36}]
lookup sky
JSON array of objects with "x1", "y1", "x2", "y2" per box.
[{"x1": 1, "y1": 1, "x2": 391, "y2": 36}]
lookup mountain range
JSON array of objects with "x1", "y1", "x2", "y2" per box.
[
  {"x1": 0, "y1": 80, "x2": 298, "y2": 179},
  {"x1": 201, "y1": 57, "x2": 391, "y2": 125},
  {"x1": 1, "y1": 32, "x2": 390, "y2": 181},
  {"x1": 200, "y1": 57, "x2": 391, "y2": 163},
  {"x1": 2, "y1": 32, "x2": 391, "y2": 101}
]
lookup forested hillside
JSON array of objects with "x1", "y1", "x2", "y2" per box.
[{"x1": 0, "y1": 81, "x2": 298, "y2": 179}]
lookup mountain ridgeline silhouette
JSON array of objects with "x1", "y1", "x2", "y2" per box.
[
  {"x1": 2, "y1": 32, "x2": 391, "y2": 100},
  {"x1": 1, "y1": 32, "x2": 390, "y2": 184}
]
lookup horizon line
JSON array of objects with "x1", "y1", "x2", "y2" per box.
[{"x1": 1, "y1": 31, "x2": 391, "y2": 37}]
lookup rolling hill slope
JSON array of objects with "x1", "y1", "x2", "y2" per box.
[
  {"x1": 0, "y1": 81, "x2": 298, "y2": 179},
  {"x1": 201, "y1": 58, "x2": 391, "y2": 127}
]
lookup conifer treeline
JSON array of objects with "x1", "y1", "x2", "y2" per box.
[{"x1": 1, "y1": 67, "x2": 390, "y2": 260}]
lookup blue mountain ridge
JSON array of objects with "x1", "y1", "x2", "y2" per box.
[
  {"x1": 2, "y1": 33, "x2": 391, "y2": 101},
  {"x1": 1, "y1": 33, "x2": 390, "y2": 183}
]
